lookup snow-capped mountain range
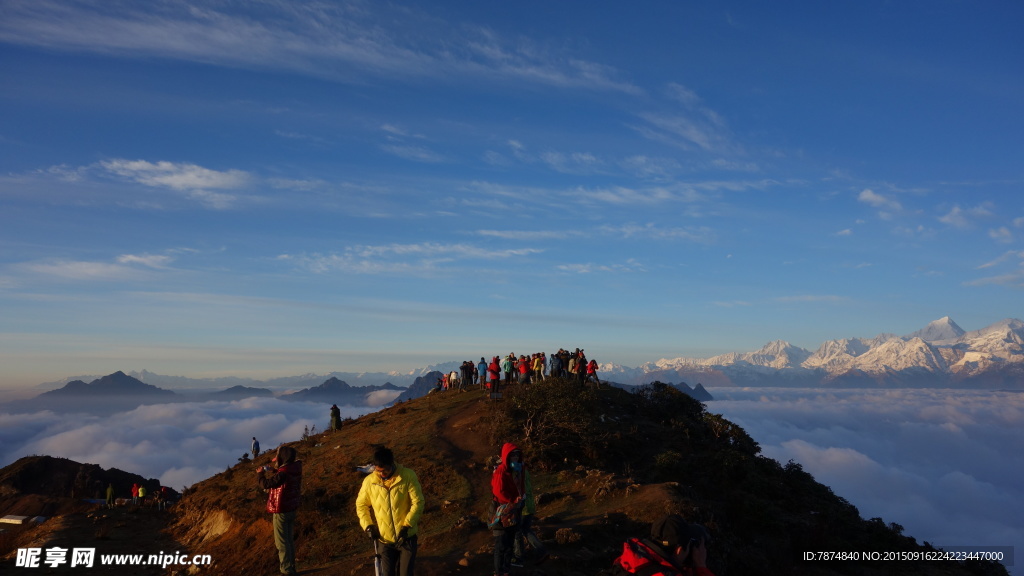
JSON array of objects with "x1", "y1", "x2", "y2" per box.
[
  {"x1": 600, "y1": 317, "x2": 1024, "y2": 388},
  {"x1": 36, "y1": 317, "x2": 1024, "y2": 391}
]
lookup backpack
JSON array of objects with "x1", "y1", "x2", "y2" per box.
[
  {"x1": 487, "y1": 500, "x2": 521, "y2": 530},
  {"x1": 613, "y1": 538, "x2": 683, "y2": 576}
]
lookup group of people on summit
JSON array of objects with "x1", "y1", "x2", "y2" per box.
[
  {"x1": 255, "y1": 445, "x2": 712, "y2": 576},
  {"x1": 102, "y1": 481, "x2": 172, "y2": 511},
  {"x1": 437, "y1": 348, "x2": 601, "y2": 393}
]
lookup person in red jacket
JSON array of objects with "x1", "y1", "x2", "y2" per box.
[
  {"x1": 516, "y1": 355, "x2": 530, "y2": 385},
  {"x1": 488, "y1": 356, "x2": 501, "y2": 394},
  {"x1": 608, "y1": 514, "x2": 714, "y2": 576},
  {"x1": 491, "y1": 442, "x2": 534, "y2": 576},
  {"x1": 586, "y1": 359, "x2": 601, "y2": 388},
  {"x1": 257, "y1": 445, "x2": 303, "y2": 576}
]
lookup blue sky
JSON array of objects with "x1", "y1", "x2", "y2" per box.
[{"x1": 1, "y1": 1, "x2": 1022, "y2": 387}]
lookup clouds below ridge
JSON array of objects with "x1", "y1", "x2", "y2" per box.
[
  {"x1": 708, "y1": 388, "x2": 1024, "y2": 561},
  {"x1": 0, "y1": 397, "x2": 376, "y2": 489}
]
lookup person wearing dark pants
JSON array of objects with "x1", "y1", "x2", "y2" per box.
[
  {"x1": 491, "y1": 442, "x2": 535, "y2": 576},
  {"x1": 257, "y1": 445, "x2": 302, "y2": 576},
  {"x1": 513, "y1": 513, "x2": 549, "y2": 566}
]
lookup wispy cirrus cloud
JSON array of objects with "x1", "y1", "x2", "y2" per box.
[
  {"x1": 775, "y1": 294, "x2": 848, "y2": 303},
  {"x1": 977, "y1": 251, "x2": 1024, "y2": 270},
  {"x1": 476, "y1": 230, "x2": 576, "y2": 241},
  {"x1": 858, "y1": 189, "x2": 902, "y2": 219},
  {"x1": 0, "y1": 1, "x2": 639, "y2": 94},
  {"x1": 492, "y1": 140, "x2": 605, "y2": 175},
  {"x1": 713, "y1": 300, "x2": 752, "y2": 308},
  {"x1": 600, "y1": 223, "x2": 716, "y2": 243},
  {"x1": 620, "y1": 155, "x2": 682, "y2": 181},
  {"x1": 989, "y1": 227, "x2": 1014, "y2": 244},
  {"x1": 115, "y1": 254, "x2": 174, "y2": 268},
  {"x1": 630, "y1": 83, "x2": 735, "y2": 154},
  {"x1": 379, "y1": 144, "x2": 446, "y2": 163},
  {"x1": 279, "y1": 242, "x2": 543, "y2": 275},
  {"x1": 100, "y1": 159, "x2": 248, "y2": 190},
  {"x1": 539, "y1": 151, "x2": 603, "y2": 175},
  {"x1": 556, "y1": 259, "x2": 646, "y2": 274},
  {"x1": 19, "y1": 159, "x2": 256, "y2": 210},
  {"x1": 938, "y1": 202, "x2": 994, "y2": 229},
  {"x1": 378, "y1": 123, "x2": 444, "y2": 163},
  {"x1": 968, "y1": 250, "x2": 1024, "y2": 288},
  {"x1": 20, "y1": 252, "x2": 175, "y2": 282},
  {"x1": 569, "y1": 178, "x2": 777, "y2": 207},
  {"x1": 100, "y1": 159, "x2": 249, "y2": 209},
  {"x1": 570, "y1": 184, "x2": 695, "y2": 205},
  {"x1": 20, "y1": 259, "x2": 142, "y2": 281},
  {"x1": 633, "y1": 112, "x2": 730, "y2": 154},
  {"x1": 965, "y1": 273, "x2": 1024, "y2": 288}
]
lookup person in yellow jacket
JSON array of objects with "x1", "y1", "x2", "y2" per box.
[{"x1": 356, "y1": 446, "x2": 425, "y2": 576}]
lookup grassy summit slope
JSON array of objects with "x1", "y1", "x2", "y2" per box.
[{"x1": 168, "y1": 379, "x2": 1007, "y2": 576}]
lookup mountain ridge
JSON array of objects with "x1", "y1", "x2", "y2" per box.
[
  {"x1": 4, "y1": 373, "x2": 408, "y2": 415},
  {"x1": 23, "y1": 317, "x2": 1024, "y2": 394},
  {"x1": 623, "y1": 317, "x2": 1024, "y2": 389}
]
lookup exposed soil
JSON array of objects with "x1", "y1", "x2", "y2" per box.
[{"x1": 0, "y1": 500, "x2": 180, "y2": 575}]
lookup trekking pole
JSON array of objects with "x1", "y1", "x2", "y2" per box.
[{"x1": 373, "y1": 538, "x2": 382, "y2": 576}]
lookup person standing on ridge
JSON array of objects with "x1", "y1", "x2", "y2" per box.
[
  {"x1": 516, "y1": 355, "x2": 530, "y2": 385},
  {"x1": 154, "y1": 486, "x2": 165, "y2": 511},
  {"x1": 478, "y1": 357, "x2": 488, "y2": 387},
  {"x1": 491, "y1": 442, "x2": 536, "y2": 576},
  {"x1": 330, "y1": 404, "x2": 342, "y2": 431},
  {"x1": 257, "y1": 445, "x2": 303, "y2": 576},
  {"x1": 587, "y1": 358, "x2": 601, "y2": 388},
  {"x1": 106, "y1": 482, "x2": 115, "y2": 509},
  {"x1": 533, "y1": 353, "x2": 546, "y2": 382},
  {"x1": 488, "y1": 356, "x2": 501, "y2": 396},
  {"x1": 501, "y1": 354, "x2": 514, "y2": 387},
  {"x1": 549, "y1": 352, "x2": 561, "y2": 380},
  {"x1": 252, "y1": 436, "x2": 260, "y2": 459},
  {"x1": 356, "y1": 446, "x2": 424, "y2": 576}
]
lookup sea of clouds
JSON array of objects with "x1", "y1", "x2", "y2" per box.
[
  {"x1": 707, "y1": 387, "x2": 1022, "y2": 573},
  {"x1": 0, "y1": 397, "x2": 381, "y2": 489},
  {"x1": 0, "y1": 386, "x2": 1019, "y2": 572}
]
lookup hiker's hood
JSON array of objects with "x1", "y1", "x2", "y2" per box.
[{"x1": 501, "y1": 442, "x2": 520, "y2": 467}]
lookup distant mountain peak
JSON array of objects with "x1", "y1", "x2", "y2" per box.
[
  {"x1": 756, "y1": 339, "x2": 800, "y2": 353},
  {"x1": 318, "y1": 377, "x2": 352, "y2": 390},
  {"x1": 40, "y1": 371, "x2": 175, "y2": 397},
  {"x1": 905, "y1": 317, "x2": 966, "y2": 342}
]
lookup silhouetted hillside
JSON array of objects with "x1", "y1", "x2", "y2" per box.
[
  {"x1": 207, "y1": 385, "x2": 275, "y2": 399},
  {"x1": 391, "y1": 370, "x2": 444, "y2": 403},
  {"x1": 281, "y1": 376, "x2": 404, "y2": 406},
  {"x1": 166, "y1": 378, "x2": 1007, "y2": 576},
  {"x1": 0, "y1": 456, "x2": 180, "y2": 575},
  {"x1": 610, "y1": 380, "x2": 715, "y2": 401},
  {"x1": 4, "y1": 371, "x2": 178, "y2": 415},
  {"x1": 39, "y1": 371, "x2": 176, "y2": 398},
  {"x1": 0, "y1": 454, "x2": 171, "y2": 507}
]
